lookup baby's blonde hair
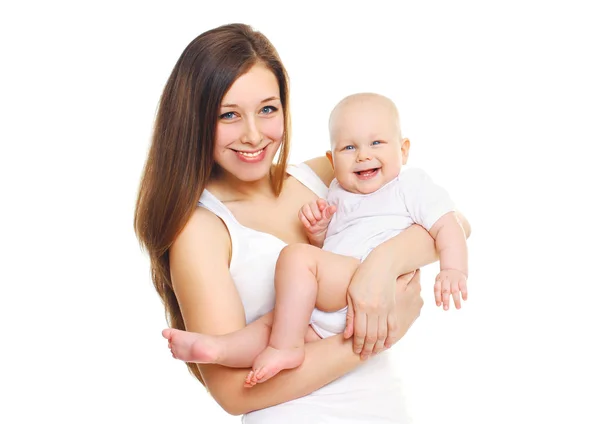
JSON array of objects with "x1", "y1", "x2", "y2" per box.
[{"x1": 328, "y1": 92, "x2": 402, "y2": 146}]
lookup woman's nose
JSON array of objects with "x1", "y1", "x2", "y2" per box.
[{"x1": 241, "y1": 118, "x2": 262, "y2": 145}]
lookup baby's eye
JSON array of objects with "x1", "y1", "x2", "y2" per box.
[
  {"x1": 342, "y1": 145, "x2": 355, "y2": 151},
  {"x1": 372, "y1": 140, "x2": 381, "y2": 146}
]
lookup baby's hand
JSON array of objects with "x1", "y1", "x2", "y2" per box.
[
  {"x1": 434, "y1": 269, "x2": 468, "y2": 311},
  {"x1": 298, "y1": 199, "x2": 336, "y2": 239}
]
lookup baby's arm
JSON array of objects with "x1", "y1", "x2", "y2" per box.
[
  {"x1": 400, "y1": 168, "x2": 469, "y2": 310},
  {"x1": 298, "y1": 199, "x2": 336, "y2": 247},
  {"x1": 429, "y1": 212, "x2": 468, "y2": 309},
  {"x1": 429, "y1": 213, "x2": 468, "y2": 276}
]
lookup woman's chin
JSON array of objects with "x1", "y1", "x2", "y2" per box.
[{"x1": 216, "y1": 146, "x2": 280, "y2": 183}]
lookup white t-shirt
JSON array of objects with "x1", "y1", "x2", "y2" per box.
[
  {"x1": 324, "y1": 167, "x2": 456, "y2": 261},
  {"x1": 309, "y1": 167, "x2": 456, "y2": 339}
]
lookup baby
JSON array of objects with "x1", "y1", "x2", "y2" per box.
[{"x1": 163, "y1": 93, "x2": 468, "y2": 387}]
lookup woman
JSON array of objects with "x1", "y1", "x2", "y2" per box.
[{"x1": 134, "y1": 23, "x2": 470, "y2": 423}]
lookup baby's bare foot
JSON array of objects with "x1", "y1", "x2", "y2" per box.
[
  {"x1": 244, "y1": 370, "x2": 257, "y2": 388},
  {"x1": 245, "y1": 346, "x2": 305, "y2": 387},
  {"x1": 162, "y1": 329, "x2": 222, "y2": 363}
]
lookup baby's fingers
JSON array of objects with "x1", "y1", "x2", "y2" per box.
[
  {"x1": 434, "y1": 277, "x2": 442, "y2": 307},
  {"x1": 299, "y1": 212, "x2": 312, "y2": 229},
  {"x1": 300, "y1": 204, "x2": 317, "y2": 225},
  {"x1": 460, "y1": 279, "x2": 468, "y2": 301},
  {"x1": 323, "y1": 204, "x2": 337, "y2": 220},
  {"x1": 316, "y1": 198, "x2": 328, "y2": 211},
  {"x1": 309, "y1": 201, "x2": 322, "y2": 221},
  {"x1": 451, "y1": 280, "x2": 462, "y2": 310},
  {"x1": 441, "y1": 278, "x2": 451, "y2": 310}
]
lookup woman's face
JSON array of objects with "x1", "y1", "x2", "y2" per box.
[{"x1": 214, "y1": 63, "x2": 284, "y2": 183}]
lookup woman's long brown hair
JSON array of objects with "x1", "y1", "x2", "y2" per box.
[{"x1": 134, "y1": 24, "x2": 291, "y2": 384}]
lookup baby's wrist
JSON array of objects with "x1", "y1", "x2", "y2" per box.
[
  {"x1": 440, "y1": 268, "x2": 468, "y2": 279},
  {"x1": 307, "y1": 232, "x2": 325, "y2": 246}
]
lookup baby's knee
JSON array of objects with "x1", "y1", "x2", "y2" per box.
[{"x1": 277, "y1": 243, "x2": 316, "y2": 268}]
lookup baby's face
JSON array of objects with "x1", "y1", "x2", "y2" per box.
[{"x1": 329, "y1": 101, "x2": 408, "y2": 195}]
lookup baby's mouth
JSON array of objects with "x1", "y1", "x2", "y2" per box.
[{"x1": 354, "y1": 168, "x2": 380, "y2": 179}]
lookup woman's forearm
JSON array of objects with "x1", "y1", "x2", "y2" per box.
[{"x1": 201, "y1": 334, "x2": 361, "y2": 415}]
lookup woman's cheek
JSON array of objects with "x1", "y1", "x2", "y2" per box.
[
  {"x1": 263, "y1": 115, "x2": 285, "y2": 141},
  {"x1": 215, "y1": 124, "x2": 237, "y2": 149}
]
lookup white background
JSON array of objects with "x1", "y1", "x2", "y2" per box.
[{"x1": 1, "y1": 1, "x2": 599, "y2": 423}]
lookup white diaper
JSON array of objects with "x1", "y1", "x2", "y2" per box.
[{"x1": 309, "y1": 306, "x2": 348, "y2": 338}]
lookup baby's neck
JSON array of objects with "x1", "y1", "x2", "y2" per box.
[{"x1": 335, "y1": 171, "x2": 400, "y2": 195}]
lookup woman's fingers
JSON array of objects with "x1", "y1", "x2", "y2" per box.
[
  {"x1": 384, "y1": 312, "x2": 399, "y2": 348},
  {"x1": 373, "y1": 315, "x2": 388, "y2": 353},
  {"x1": 360, "y1": 315, "x2": 380, "y2": 359},
  {"x1": 344, "y1": 295, "x2": 355, "y2": 339},
  {"x1": 352, "y1": 311, "x2": 367, "y2": 354}
]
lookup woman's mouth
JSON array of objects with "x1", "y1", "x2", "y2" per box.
[
  {"x1": 234, "y1": 146, "x2": 267, "y2": 163},
  {"x1": 354, "y1": 168, "x2": 380, "y2": 180}
]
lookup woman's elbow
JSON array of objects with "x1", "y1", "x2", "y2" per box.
[
  {"x1": 211, "y1": 389, "x2": 251, "y2": 416},
  {"x1": 211, "y1": 392, "x2": 243, "y2": 416},
  {"x1": 223, "y1": 404, "x2": 246, "y2": 417}
]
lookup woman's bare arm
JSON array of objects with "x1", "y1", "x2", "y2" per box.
[
  {"x1": 365, "y1": 211, "x2": 471, "y2": 277},
  {"x1": 169, "y1": 207, "x2": 363, "y2": 415}
]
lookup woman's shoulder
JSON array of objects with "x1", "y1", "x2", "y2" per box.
[
  {"x1": 302, "y1": 156, "x2": 334, "y2": 186},
  {"x1": 172, "y1": 206, "x2": 231, "y2": 262}
]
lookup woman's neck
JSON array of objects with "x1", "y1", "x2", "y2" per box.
[{"x1": 208, "y1": 169, "x2": 276, "y2": 202}]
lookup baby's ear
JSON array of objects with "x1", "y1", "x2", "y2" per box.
[
  {"x1": 400, "y1": 138, "x2": 410, "y2": 165},
  {"x1": 326, "y1": 150, "x2": 334, "y2": 168}
]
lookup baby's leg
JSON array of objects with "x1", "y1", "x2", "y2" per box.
[
  {"x1": 162, "y1": 312, "x2": 274, "y2": 367},
  {"x1": 249, "y1": 244, "x2": 359, "y2": 385}
]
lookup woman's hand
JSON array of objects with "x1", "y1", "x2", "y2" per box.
[
  {"x1": 345, "y1": 263, "x2": 423, "y2": 359},
  {"x1": 390, "y1": 270, "x2": 423, "y2": 344},
  {"x1": 344, "y1": 262, "x2": 397, "y2": 359}
]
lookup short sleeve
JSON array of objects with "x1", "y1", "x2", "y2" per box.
[{"x1": 398, "y1": 167, "x2": 456, "y2": 231}]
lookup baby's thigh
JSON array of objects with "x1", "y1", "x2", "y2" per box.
[{"x1": 313, "y1": 250, "x2": 360, "y2": 312}]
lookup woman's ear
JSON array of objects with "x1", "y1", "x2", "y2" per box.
[{"x1": 326, "y1": 150, "x2": 334, "y2": 168}]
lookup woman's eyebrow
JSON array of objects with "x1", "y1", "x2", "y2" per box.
[{"x1": 221, "y1": 96, "x2": 280, "y2": 108}]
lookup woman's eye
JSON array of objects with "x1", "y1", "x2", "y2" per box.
[
  {"x1": 219, "y1": 112, "x2": 236, "y2": 120},
  {"x1": 260, "y1": 106, "x2": 277, "y2": 114}
]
